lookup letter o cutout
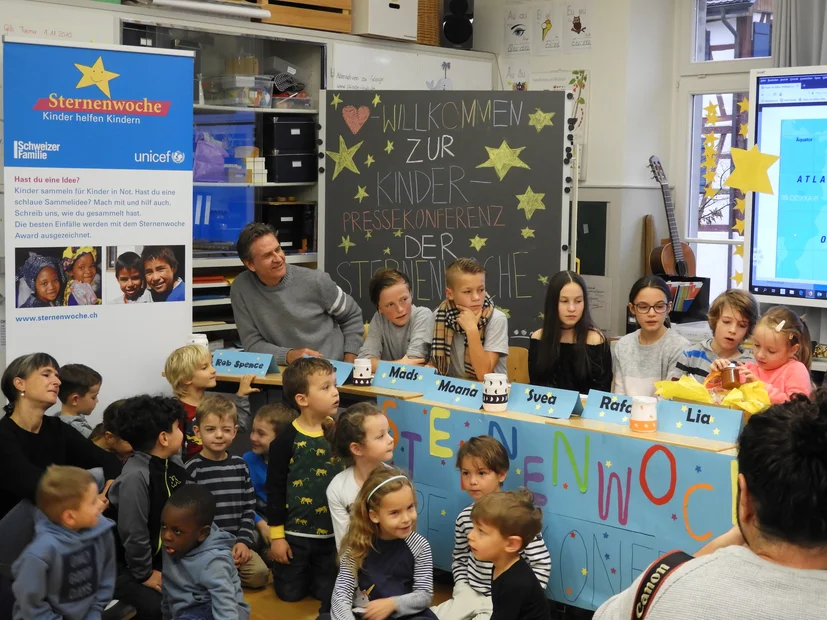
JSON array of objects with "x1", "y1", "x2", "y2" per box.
[{"x1": 639, "y1": 444, "x2": 677, "y2": 506}]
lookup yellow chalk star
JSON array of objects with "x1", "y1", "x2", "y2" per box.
[
  {"x1": 528, "y1": 108, "x2": 555, "y2": 132},
  {"x1": 515, "y1": 468, "x2": 522, "y2": 475},
  {"x1": 713, "y1": 428, "x2": 720, "y2": 435},
  {"x1": 732, "y1": 271, "x2": 743, "y2": 286},
  {"x1": 365, "y1": 154, "x2": 375, "y2": 167},
  {"x1": 385, "y1": 140, "x2": 394, "y2": 154},
  {"x1": 734, "y1": 197, "x2": 746, "y2": 213},
  {"x1": 469, "y1": 235, "x2": 487, "y2": 251},
  {"x1": 338, "y1": 235, "x2": 356, "y2": 254},
  {"x1": 676, "y1": 422, "x2": 683, "y2": 429},
  {"x1": 372, "y1": 93, "x2": 381, "y2": 107},
  {"x1": 724, "y1": 145, "x2": 780, "y2": 195},
  {"x1": 516, "y1": 187, "x2": 546, "y2": 220},
  {"x1": 354, "y1": 186, "x2": 369, "y2": 203},
  {"x1": 477, "y1": 140, "x2": 530, "y2": 181},
  {"x1": 330, "y1": 93, "x2": 343, "y2": 109},
  {"x1": 703, "y1": 170, "x2": 717, "y2": 184},
  {"x1": 538, "y1": 313, "x2": 545, "y2": 320},
  {"x1": 74, "y1": 57, "x2": 120, "y2": 99},
  {"x1": 733, "y1": 244, "x2": 744, "y2": 258},
  {"x1": 733, "y1": 219, "x2": 745, "y2": 235},
  {"x1": 393, "y1": 229, "x2": 404, "y2": 238},
  {"x1": 496, "y1": 306, "x2": 511, "y2": 318},
  {"x1": 538, "y1": 275, "x2": 549, "y2": 285},
  {"x1": 326, "y1": 136, "x2": 363, "y2": 180},
  {"x1": 704, "y1": 186, "x2": 717, "y2": 199},
  {"x1": 737, "y1": 98, "x2": 749, "y2": 113},
  {"x1": 521, "y1": 227, "x2": 535, "y2": 239},
  {"x1": 606, "y1": 461, "x2": 612, "y2": 468},
  {"x1": 365, "y1": 230, "x2": 373, "y2": 240},
  {"x1": 383, "y1": 247, "x2": 391, "y2": 255},
  {"x1": 739, "y1": 124, "x2": 749, "y2": 138},
  {"x1": 581, "y1": 568, "x2": 588, "y2": 576},
  {"x1": 599, "y1": 411, "x2": 605, "y2": 417},
  {"x1": 681, "y1": 406, "x2": 688, "y2": 412}
]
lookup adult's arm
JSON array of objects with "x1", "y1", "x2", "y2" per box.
[
  {"x1": 0, "y1": 426, "x2": 51, "y2": 505},
  {"x1": 231, "y1": 279, "x2": 292, "y2": 365},
  {"x1": 238, "y1": 463, "x2": 257, "y2": 547},
  {"x1": 318, "y1": 272, "x2": 364, "y2": 357},
  {"x1": 611, "y1": 344, "x2": 626, "y2": 395},
  {"x1": 63, "y1": 422, "x2": 122, "y2": 481},
  {"x1": 357, "y1": 312, "x2": 384, "y2": 365},
  {"x1": 406, "y1": 308, "x2": 435, "y2": 361}
]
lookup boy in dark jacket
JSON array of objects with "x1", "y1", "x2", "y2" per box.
[
  {"x1": 161, "y1": 485, "x2": 250, "y2": 620},
  {"x1": 12, "y1": 465, "x2": 115, "y2": 619}
]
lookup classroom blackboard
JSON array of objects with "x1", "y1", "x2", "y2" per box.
[{"x1": 322, "y1": 90, "x2": 567, "y2": 340}]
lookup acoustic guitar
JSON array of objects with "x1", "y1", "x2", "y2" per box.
[{"x1": 647, "y1": 155, "x2": 696, "y2": 277}]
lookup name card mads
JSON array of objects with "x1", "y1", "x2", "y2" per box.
[
  {"x1": 424, "y1": 375, "x2": 483, "y2": 410},
  {"x1": 373, "y1": 361, "x2": 435, "y2": 391},
  {"x1": 508, "y1": 383, "x2": 580, "y2": 419},
  {"x1": 581, "y1": 390, "x2": 633, "y2": 424},
  {"x1": 657, "y1": 400, "x2": 743, "y2": 443},
  {"x1": 213, "y1": 350, "x2": 273, "y2": 377},
  {"x1": 328, "y1": 359, "x2": 355, "y2": 386}
]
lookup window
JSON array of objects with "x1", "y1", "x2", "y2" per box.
[{"x1": 694, "y1": 0, "x2": 774, "y2": 62}]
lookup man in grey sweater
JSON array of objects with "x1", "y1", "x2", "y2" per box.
[
  {"x1": 594, "y1": 393, "x2": 827, "y2": 620},
  {"x1": 231, "y1": 223, "x2": 364, "y2": 366}
]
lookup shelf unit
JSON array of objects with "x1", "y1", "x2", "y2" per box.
[
  {"x1": 193, "y1": 323, "x2": 239, "y2": 333},
  {"x1": 193, "y1": 298, "x2": 233, "y2": 307},
  {"x1": 193, "y1": 282, "x2": 231, "y2": 290},
  {"x1": 194, "y1": 181, "x2": 316, "y2": 188},
  {"x1": 194, "y1": 104, "x2": 318, "y2": 114}
]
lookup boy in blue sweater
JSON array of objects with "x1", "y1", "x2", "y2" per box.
[
  {"x1": 161, "y1": 484, "x2": 250, "y2": 620},
  {"x1": 12, "y1": 465, "x2": 116, "y2": 619}
]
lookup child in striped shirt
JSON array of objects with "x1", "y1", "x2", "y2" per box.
[
  {"x1": 185, "y1": 395, "x2": 270, "y2": 589},
  {"x1": 432, "y1": 436, "x2": 551, "y2": 620}
]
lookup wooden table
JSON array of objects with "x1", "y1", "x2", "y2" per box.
[{"x1": 216, "y1": 372, "x2": 424, "y2": 401}]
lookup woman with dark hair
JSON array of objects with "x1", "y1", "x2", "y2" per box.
[
  {"x1": 357, "y1": 268, "x2": 434, "y2": 373},
  {"x1": 529, "y1": 271, "x2": 612, "y2": 394}
]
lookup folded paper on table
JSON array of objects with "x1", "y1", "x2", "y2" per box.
[{"x1": 720, "y1": 382, "x2": 771, "y2": 415}]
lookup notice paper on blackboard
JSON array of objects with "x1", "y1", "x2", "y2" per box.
[{"x1": 321, "y1": 90, "x2": 568, "y2": 339}]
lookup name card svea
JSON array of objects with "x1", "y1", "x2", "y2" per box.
[
  {"x1": 327, "y1": 359, "x2": 354, "y2": 386},
  {"x1": 657, "y1": 399, "x2": 742, "y2": 443},
  {"x1": 373, "y1": 361, "x2": 435, "y2": 391},
  {"x1": 508, "y1": 383, "x2": 580, "y2": 419},
  {"x1": 424, "y1": 375, "x2": 483, "y2": 410},
  {"x1": 581, "y1": 390, "x2": 634, "y2": 424},
  {"x1": 213, "y1": 350, "x2": 273, "y2": 378}
]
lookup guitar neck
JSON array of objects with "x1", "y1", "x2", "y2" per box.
[{"x1": 660, "y1": 185, "x2": 685, "y2": 262}]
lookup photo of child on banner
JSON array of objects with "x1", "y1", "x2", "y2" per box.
[{"x1": 15, "y1": 246, "x2": 102, "y2": 308}]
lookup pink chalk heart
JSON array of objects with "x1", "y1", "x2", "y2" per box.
[{"x1": 342, "y1": 105, "x2": 370, "y2": 134}]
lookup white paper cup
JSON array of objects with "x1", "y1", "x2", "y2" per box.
[
  {"x1": 630, "y1": 396, "x2": 658, "y2": 432},
  {"x1": 187, "y1": 334, "x2": 209, "y2": 348},
  {"x1": 352, "y1": 358, "x2": 373, "y2": 386},
  {"x1": 482, "y1": 373, "x2": 510, "y2": 412}
]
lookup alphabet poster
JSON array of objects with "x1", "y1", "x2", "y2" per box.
[
  {"x1": 380, "y1": 397, "x2": 736, "y2": 610},
  {"x1": 322, "y1": 90, "x2": 567, "y2": 343}
]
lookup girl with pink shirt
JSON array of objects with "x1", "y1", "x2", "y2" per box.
[{"x1": 711, "y1": 306, "x2": 812, "y2": 403}]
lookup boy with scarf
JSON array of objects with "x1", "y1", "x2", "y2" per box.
[{"x1": 431, "y1": 259, "x2": 509, "y2": 382}]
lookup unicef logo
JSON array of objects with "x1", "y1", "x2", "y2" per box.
[{"x1": 172, "y1": 151, "x2": 185, "y2": 164}]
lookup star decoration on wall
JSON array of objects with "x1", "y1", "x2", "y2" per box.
[
  {"x1": 521, "y1": 227, "x2": 536, "y2": 239},
  {"x1": 704, "y1": 186, "x2": 717, "y2": 199},
  {"x1": 739, "y1": 124, "x2": 749, "y2": 138},
  {"x1": 734, "y1": 197, "x2": 746, "y2": 213},
  {"x1": 393, "y1": 229, "x2": 404, "y2": 237},
  {"x1": 496, "y1": 306, "x2": 511, "y2": 318},
  {"x1": 365, "y1": 230, "x2": 373, "y2": 240},
  {"x1": 538, "y1": 274, "x2": 549, "y2": 285},
  {"x1": 703, "y1": 143, "x2": 716, "y2": 158},
  {"x1": 732, "y1": 271, "x2": 743, "y2": 287},
  {"x1": 441, "y1": 460, "x2": 446, "y2": 465},
  {"x1": 703, "y1": 170, "x2": 716, "y2": 184},
  {"x1": 704, "y1": 102, "x2": 720, "y2": 125},
  {"x1": 326, "y1": 136, "x2": 363, "y2": 180},
  {"x1": 383, "y1": 247, "x2": 391, "y2": 255},
  {"x1": 338, "y1": 235, "x2": 356, "y2": 254},
  {"x1": 516, "y1": 187, "x2": 546, "y2": 220},
  {"x1": 354, "y1": 186, "x2": 369, "y2": 203},
  {"x1": 603, "y1": 532, "x2": 609, "y2": 539},
  {"x1": 538, "y1": 312, "x2": 545, "y2": 320},
  {"x1": 365, "y1": 154, "x2": 375, "y2": 167},
  {"x1": 725, "y1": 145, "x2": 780, "y2": 194},
  {"x1": 385, "y1": 140, "x2": 394, "y2": 154},
  {"x1": 372, "y1": 93, "x2": 381, "y2": 107},
  {"x1": 604, "y1": 553, "x2": 611, "y2": 560},
  {"x1": 569, "y1": 532, "x2": 576, "y2": 539},
  {"x1": 704, "y1": 132, "x2": 717, "y2": 146},
  {"x1": 611, "y1": 568, "x2": 617, "y2": 575},
  {"x1": 733, "y1": 219, "x2": 745, "y2": 235},
  {"x1": 477, "y1": 140, "x2": 530, "y2": 180},
  {"x1": 469, "y1": 235, "x2": 488, "y2": 251},
  {"x1": 330, "y1": 93, "x2": 343, "y2": 109},
  {"x1": 738, "y1": 98, "x2": 750, "y2": 113},
  {"x1": 464, "y1": 421, "x2": 470, "y2": 427},
  {"x1": 528, "y1": 108, "x2": 555, "y2": 131}
]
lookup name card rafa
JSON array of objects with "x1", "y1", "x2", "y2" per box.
[
  {"x1": 508, "y1": 383, "x2": 581, "y2": 419},
  {"x1": 581, "y1": 390, "x2": 633, "y2": 425},
  {"x1": 212, "y1": 350, "x2": 273, "y2": 377},
  {"x1": 424, "y1": 375, "x2": 483, "y2": 410},
  {"x1": 373, "y1": 361, "x2": 435, "y2": 391},
  {"x1": 328, "y1": 359, "x2": 354, "y2": 386},
  {"x1": 657, "y1": 399, "x2": 742, "y2": 443}
]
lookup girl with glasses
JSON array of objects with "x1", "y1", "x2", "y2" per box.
[{"x1": 612, "y1": 276, "x2": 688, "y2": 396}]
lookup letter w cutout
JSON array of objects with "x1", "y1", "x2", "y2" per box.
[{"x1": 597, "y1": 463, "x2": 631, "y2": 526}]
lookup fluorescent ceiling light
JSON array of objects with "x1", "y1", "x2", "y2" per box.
[{"x1": 152, "y1": 0, "x2": 271, "y2": 19}]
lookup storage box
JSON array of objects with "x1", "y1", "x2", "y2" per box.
[
  {"x1": 201, "y1": 75, "x2": 274, "y2": 108},
  {"x1": 262, "y1": 203, "x2": 317, "y2": 253},
  {"x1": 264, "y1": 117, "x2": 317, "y2": 154},
  {"x1": 192, "y1": 187, "x2": 255, "y2": 243},
  {"x1": 266, "y1": 154, "x2": 317, "y2": 183},
  {"x1": 273, "y1": 93, "x2": 315, "y2": 110},
  {"x1": 352, "y1": 0, "x2": 418, "y2": 42}
]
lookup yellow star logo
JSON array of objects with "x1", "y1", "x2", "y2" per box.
[
  {"x1": 528, "y1": 108, "x2": 555, "y2": 132},
  {"x1": 383, "y1": 247, "x2": 391, "y2": 255},
  {"x1": 385, "y1": 140, "x2": 394, "y2": 154},
  {"x1": 733, "y1": 218, "x2": 745, "y2": 235},
  {"x1": 516, "y1": 186, "x2": 546, "y2": 220},
  {"x1": 393, "y1": 229, "x2": 404, "y2": 238},
  {"x1": 703, "y1": 101, "x2": 720, "y2": 123},
  {"x1": 74, "y1": 57, "x2": 120, "y2": 99},
  {"x1": 354, "y1": 186, "x2": 369, "y2": 203},
  {"x1": 372, "y1": 93, "x2": 381, "y2": 107},
  {"x1": 338, "y1": 235, "x2": 356, "y2": 254},
  {"x1": 713, "y1": 428, "x2": 720, "y2": 435},
  {"x1": 676, "y1": 421, "x2": 683, "y2": 429},
  {"x1": 731, "y1": 271, "x2": 743, "y2": 286},
  {"x1": 515, "y1": 468, "x2": 522, "y2": 475},
  {"x1": 737, "y1": 98, "x2": 749, "y2": 113},
  {"x1": 704, "y1": 186, "x2": 717, "y2": 199},
  {"x1": 330, "y1": 93, "x2": 343, "y2": 109},
  {"x1": 734, "y1": 197, "x2": 746, "y2": 213},
  {"x1": 521, "y1": 227, "x2": 535, "y2": 239},
  {"x1": 605, "y1": 461, "x2": 612, "y2": 468},
  {"x1": 365, "y1": 230, "x2": 373, "y2": 240},
  {"x1": 326, "y1": 136, "x2": 363, "y2": 180},
  {"x1": 703, "y1": 170, "x2": 717, "y2": 184},
  {"x1": 365, "y1": 154, "x2": 375, "y2": 167},
  {"x1": 477, "y1": 140, "x2": 530, "y2": 180},
  {"x1": 724, "y1": 145, "x2": 780, "y2": 195},
  {"x1": 538, "y1": 275, "x2": 549, "y2": 285},
  {"x1": 733, "y1": 244, "x2": 744, "y2": 258},
  {"x1": 469, "y1": 235, "x2": 487, "y2": 251},
  {"x1": 739, "y1": 123, "x2": 749, "y2": 138}
]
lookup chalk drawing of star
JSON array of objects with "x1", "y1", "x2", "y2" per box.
[
  {"x1": 566, "y1": 588, "x2": 573, "y2": 596},
  {"x1": 476, "y1": 140, "x2": 530, "y2": 181},
  {"x1": 515, "y1": 468, "x2": 522, "y2": 475},
  {"x1": 365, "y1": 154, "x2": 375, "y2": 167},
  {"x1": 372, "y1": 93, "x2": 381, "y2": 107},
  {"x1": 326, "y1": 136, "x2": 362, "y2": 180},
  {"x1": 354, "y1": 185, "x2": 369, "y2": 203},
  {"x1": 330, "y1": 93, "x2": 343, "y2": 109},
  {"x1": 469, "y1": 235, "x2": 487, "y2": 251},
  {"x1": 516, "y1": 186, "x2": 546, "y2": 220},
  {"x1": 383, "y1": 247, "x2": 391, "y2": 255},
  {"x1": 338, "y1": 235, "x2": 356, "y2": 254},
  {"x1": 521, "y1": 227, "x2": 536, "y2": 239},
  {"x1": 528, "y1": 108, "x2": 555, "y2": 132},
  {"x1": 695, "y1": 465, "x2": 702, "y2": 473},
  {"x1": 365, "y1": 230, "x2": 372, "y2": 240},
  {"x1": 385, "y1": 140, "x2": 394, "y2": 154},
  {"x1": 393, "y1": 229, "x2": 404, "y2": 237},
  {"x1": 538, "y1": 274, "x2": 549, "y2": 285}
]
